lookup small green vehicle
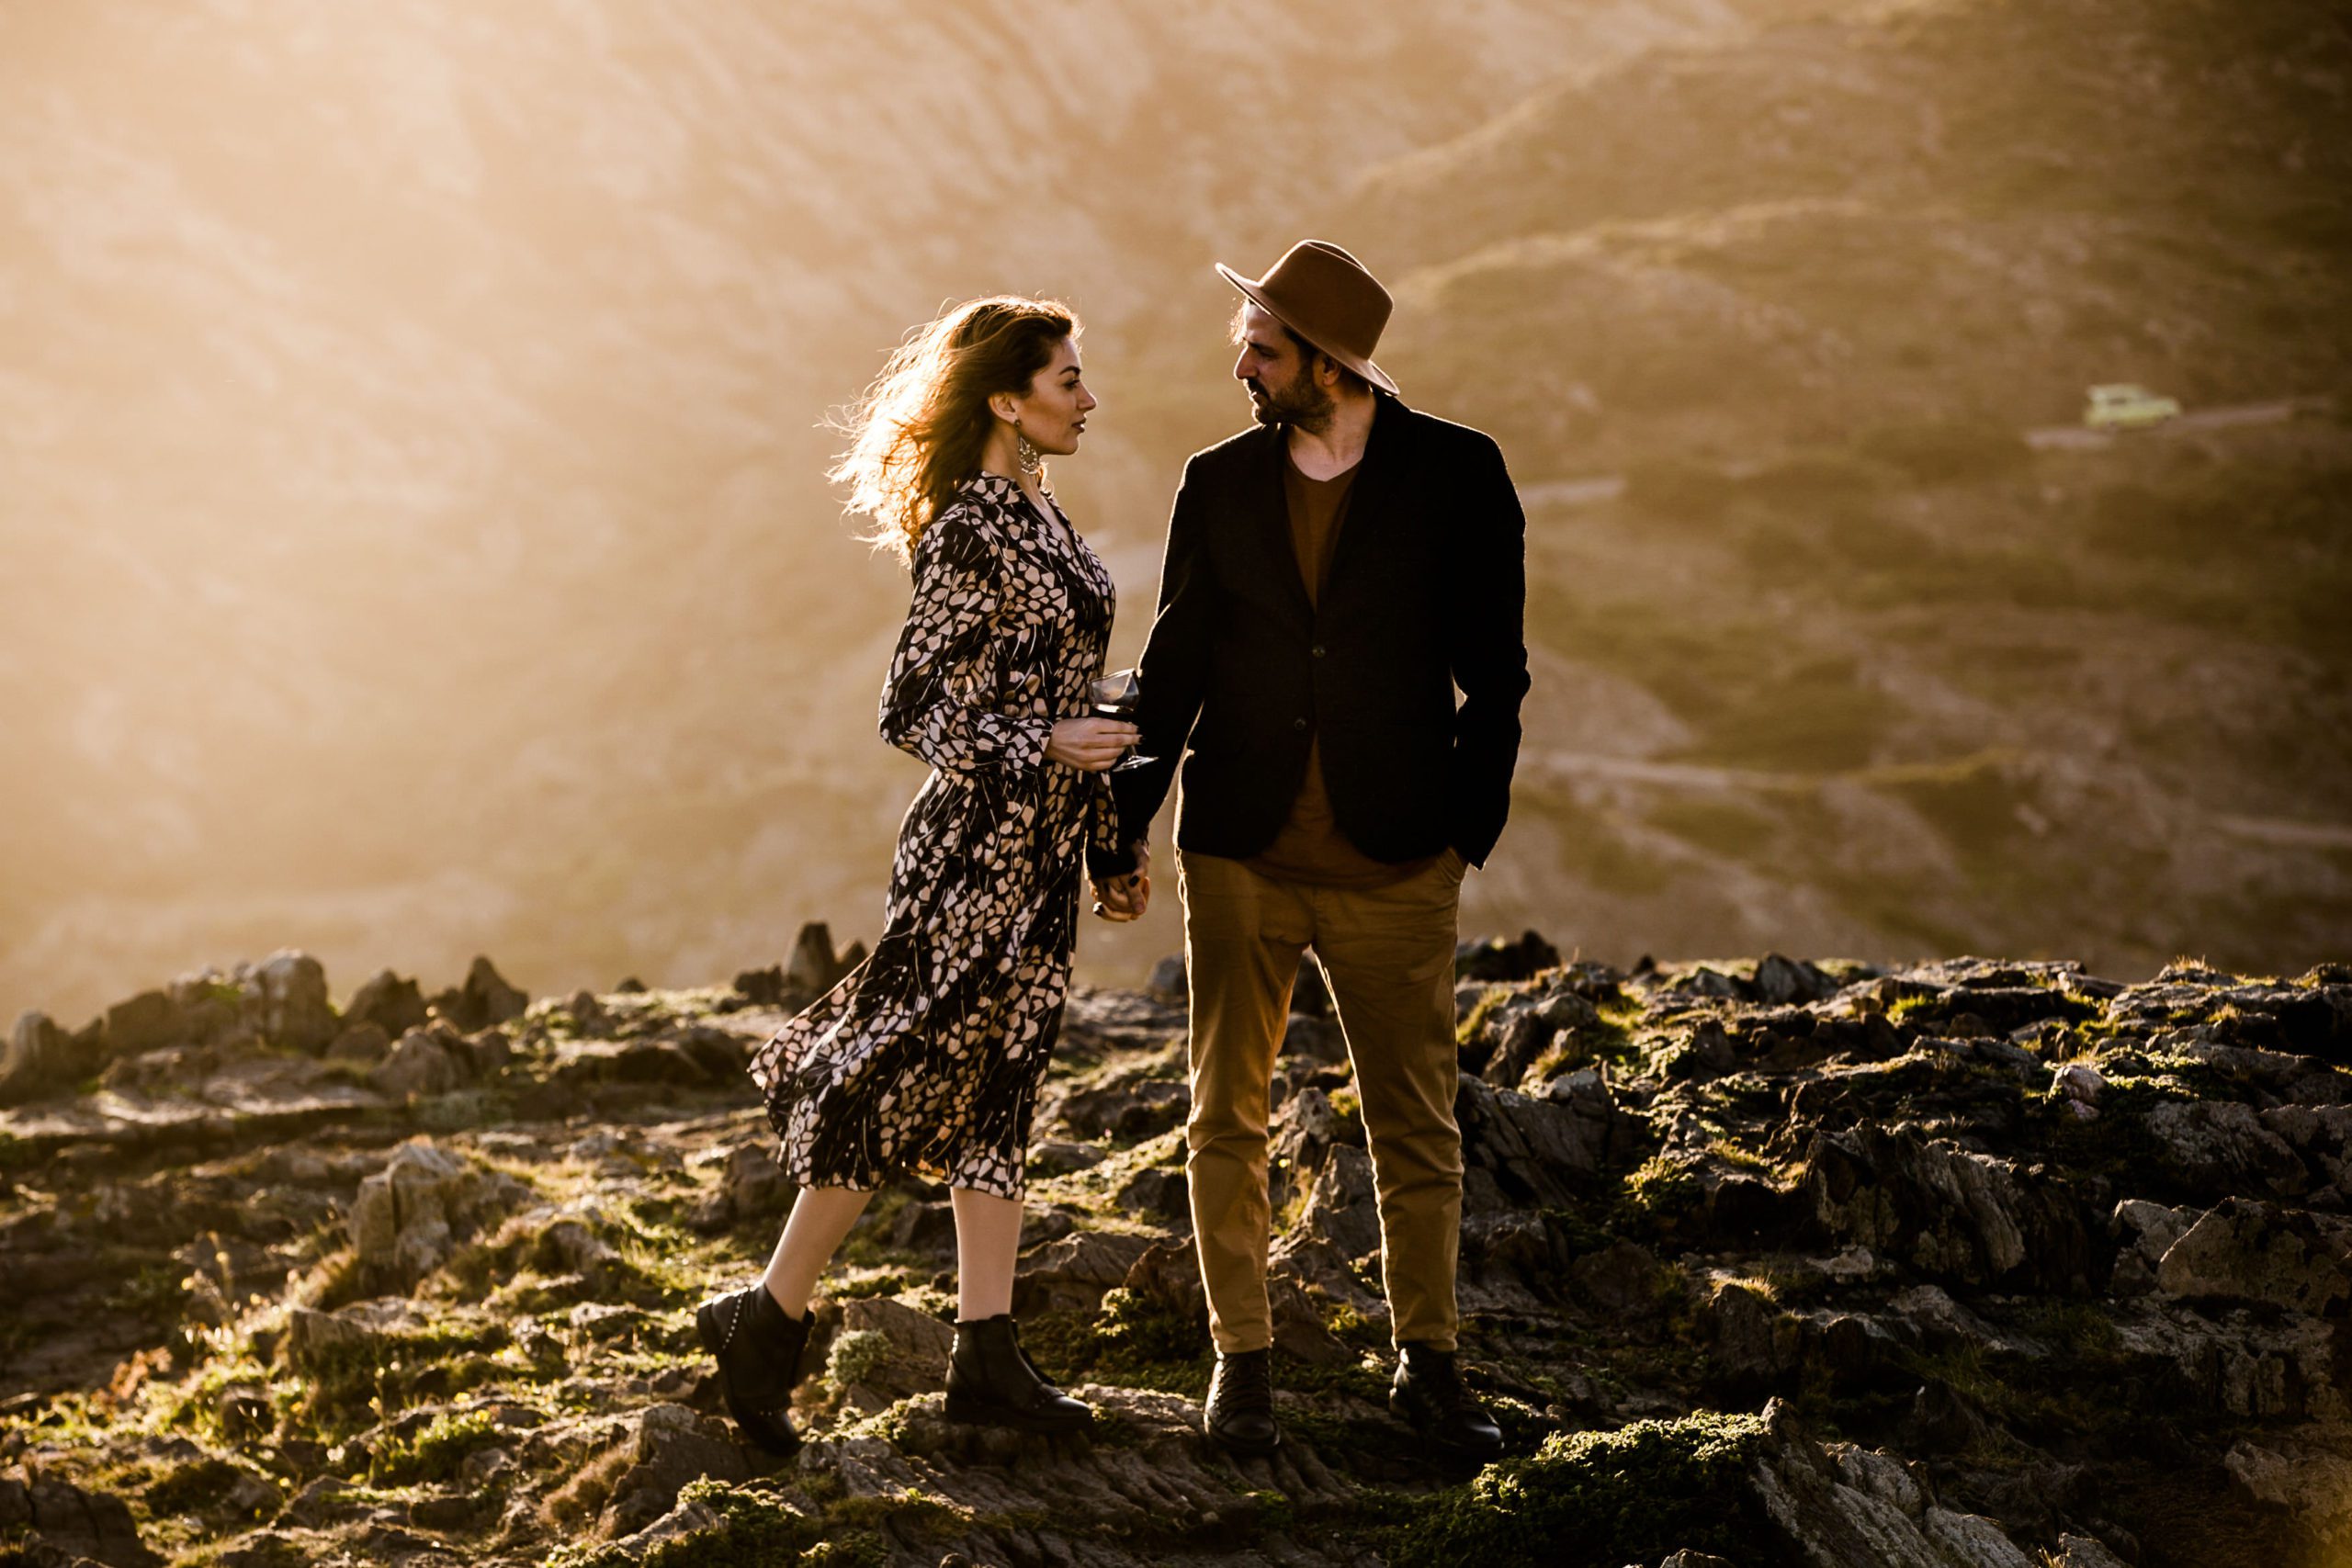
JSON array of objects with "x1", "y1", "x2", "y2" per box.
[{"x1": 2084, "y1": 383, "x2": 2183, "y2": 430}]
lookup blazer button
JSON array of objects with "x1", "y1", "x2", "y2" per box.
[
  {"x1": 1311, "y1": 644, "x2": 1327, "y2": 658},
  {"x1": 1293, "y1": 717, "x2": 1308, "y2": 732}
]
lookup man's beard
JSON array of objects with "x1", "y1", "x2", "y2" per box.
[{"x1": 1245, "y1": 367, "x2": 1335, "y2": 434}]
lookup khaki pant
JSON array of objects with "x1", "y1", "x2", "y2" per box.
[{"x1": 1177, "y1": 848, "x2": 1466, "y2": 1353}]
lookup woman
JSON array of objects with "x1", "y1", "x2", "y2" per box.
[{"x1": 696, "y1": 297, "x2": 1145, "y2": 1451}]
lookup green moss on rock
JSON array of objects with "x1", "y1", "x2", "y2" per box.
[
  {"x1": 373, "y1": 1406, "x2": 504, "y2": 1485},
  {"x1": 1384, "y1": 1411, "x2": 1771, "y2": 1568}
]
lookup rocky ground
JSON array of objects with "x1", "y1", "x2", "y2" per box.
[{"x1": 2, "y1": 930, "x2": 2346, "y2": 1567}]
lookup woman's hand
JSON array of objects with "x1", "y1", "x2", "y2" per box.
[{"x1": 1046, "y1": 716, "x2": 1140, "y2": 772}]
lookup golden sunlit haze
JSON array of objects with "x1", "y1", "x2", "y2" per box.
[{"x1": 5, "y1": 0, "x2": 2349, "y2": 1024}]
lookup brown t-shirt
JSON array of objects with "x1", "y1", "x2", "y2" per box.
[{"x1": 1246, "y1": 450, "x2": 1439, "y2": 888}]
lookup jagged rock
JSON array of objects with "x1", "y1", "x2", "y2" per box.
[
  {"x1": 890, "y1": 1198, "x2": 957, "y2": 1255},
  {"x1": 514, "y1": 1210, "x2": 625, "y2": 1282},
  {"x1": 2109, "y1": 1294, "x2": 2344, "y2": 1421},
  {"x1": 2052, "y1": 1534, "x2": 2133, "y2": 1568},
  {"x1": 104, "y1": 988, "x2": 187, "y2": 1056},
  {"x1": 1574, "y1": 1240, "x2": 1664, "y2": 1316},
  {"x1": 2156, "y1": 1198, "x2": 2352, "y2": 1314},
  {"x1": 1271, "y1": 1086, "x2": 1351, "y2": 1215},
  {"x1": 1665, "y1": 964, "x2": 1747, "y2": 1001},
  {"x1": 829, "y1": 1296, "x2": 956, "y2": 1409},
  {"x1": 611, "y1": 1038, "x2": 711, "y2": 1086},
  {"x1": 1059, "y1": 1076, "x2": 1189, "y2": 1140},
  {"x1": 277, "y1": 1477, "x2": 364, "y2": 1530},
  {"x1": 322, "y1": 1021, "x2": 391, "y2": 1065},
  {"x1": 1805, "y1": 1124, "x2": 2093, "y2": 1292},
  {"x1": 283, "y1": 1298, "x2": 432, "y2": 1367},
  {"x1": 2050, "y1": 1061, "x2": 2103, "y2": 1119},
  {"x1": 345, "y1": 968, "x2": 429, "y2": 1039},
  {"x1": 1012, "y1": 1230, "x2": 1159, "y2": 1314},
  {"x1": 1115, "y1": 1165, "x2": 1191, "y2": 1223},
  {"x1": 1280, "y1": 1010, "x2": 1348, "y2": 1064},
  {"x1": 1455, "y1": 930, "x2": 1561, "y2": 982},
  {"x1": 729, "y1": 965, "x2": 786, "y2": 1007},
  {"x1": 1749, "y1": 1400, "x2": 2040, "y2": 1566},
  {"x1": 97, "y1": 1040, "x2": 226, "y2": 1094},
  {"x1": 1145, "y1": 954, "x2": 1187, "y2": 1004},
  {"x1": 599, "y1": 1404, "x2": 751, "y2": 1540},
  {"x1": 1886, "y1": 1284, "x2": 2042, "y2": 1360},
  {"x1": 458, "y1": 1026, "x2": 515, "y2": 1077},
  {"x1": 1753, "y1": 953, "x2": 1838, "y2": 1006},
  {"x1": 2142, "y1": 1101, "x2": 2307, "y2": 1198},
  {"x1": 431, "y1": 955, "x2": 529, "y2": 1031},
  {"x1": 1659, "y1": 1018, "x2": 1739, "y2": 1082},
  {"x1": 251, "y1": 951, "x2": 336, "y2": 1053},
  {"x1": 609, "y1": 1490, "x2": 728, "y2": 1560},
  {"x1": 215, "y1": 1530, "x2": 317, "y2": 1567},
  {"x1": 561, "y1": 987, "x2": 616, "y2": 1036},
  {"x1": 1, "y1": 1010, "x2": 82, "y2": 1106},
  {"x1": 785, "y1": 921, "x2": 845, "y2": 995},
  {"x1": 350, "y1": 1139, "x2": 533, "y2": 1289},
  {"x1": 687, "y1": 1139, "x2": 790, "y2": 1233},
  {"x1": 1459, "y1": 1207, "x2": 1571, "y2": 1313},
  {"x1": 1658, "y1": 1554, "x2": 1736, "y2": 1568},
  {"x1": 1905, "y1": 1378, "x2": 1995, "y2": 1456},
  {"x1": 0, "y1": 1467, "x2": 163, "y2": 1568},
  {"x1": 2223, "y1": 1436, "x2": 2352, "y2": 1551},
  {"x1": 1291, "y1": 957, "x2": 1331, "y2": 1018},
  {"x1": 1459, "y1": 1070, "x2": 1627, "y2": 1210},
  {"x1": 1026, "y1": 1139, "x2": 1107, "y2": 1178},
  {"x1": 368, "y1": 1027, "x2": 465, "y2": 1099},
  {"x1": 2264, "y1": 1102, "x2": 2352, "y2": 1194},
  {"x1": 1703, "y1": 1279, "x2": 1797, "y2": 1385},
  {"x1": 1296, "y1": 1144, "x2": 1383, "y2": 1261},
  {"x1": 2108, "y1": 1200, "x2": 2196, "y2": 1295},
  {"x1": 791, "y1": 1382, "x2": 1344, "y2": 1561}
]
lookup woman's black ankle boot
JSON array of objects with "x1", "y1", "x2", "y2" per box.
[
  {"x1": 944, "y1": 1314, "x2": 1093, "y2": 1435},
  {"x1": 695, "y1": 1282, "x2": 811, "y2": 1453}
]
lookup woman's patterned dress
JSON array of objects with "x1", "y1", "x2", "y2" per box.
[{"x1": 750, "y1": 473, "x2": 1121, "y2": 1200}]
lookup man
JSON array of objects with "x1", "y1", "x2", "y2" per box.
[{"x1": 1089, "y1": 239, "x2": 1528, "y2": 1461}]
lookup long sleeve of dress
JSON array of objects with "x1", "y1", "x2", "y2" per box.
[{"x1": 879, "y1": 509, "x2": 1056, "y2": 774}]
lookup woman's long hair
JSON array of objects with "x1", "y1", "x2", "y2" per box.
[{"x1": 830, "y1": 296, "x2": 1078, "y2": 566}]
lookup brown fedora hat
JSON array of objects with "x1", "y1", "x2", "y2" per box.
[{"x1": 1216, "y1": 239, "x2": 1400, "y2": 396}]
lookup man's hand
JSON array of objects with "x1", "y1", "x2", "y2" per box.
[{"x1": 1091, "y1": 841, "x2": 1153, "y2": 921}]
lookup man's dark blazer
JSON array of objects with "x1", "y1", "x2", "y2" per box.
[{"x1": 1095, "y1": 393, "x2": 1529, "y2": 879}]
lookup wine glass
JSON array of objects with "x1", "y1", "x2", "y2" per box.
[{"x1": 1088, "y1": 668, "x2": 1156, "y2": 773}]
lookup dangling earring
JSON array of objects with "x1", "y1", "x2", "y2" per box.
[{"x1": 1014, "y1": 417, "x2": 1043, "y2": 478}]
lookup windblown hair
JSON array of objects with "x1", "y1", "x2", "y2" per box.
[{"x1": 831, "y1": 296, "x2": 1079, "y2": 566}]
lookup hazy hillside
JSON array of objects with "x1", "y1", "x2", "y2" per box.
[
  {"x1": 4, "y1": 0, "x2": 2347, "y2": 1024},
  {"x1": 1298, "y1": 0, "x2": 2352, "y2": 978}
]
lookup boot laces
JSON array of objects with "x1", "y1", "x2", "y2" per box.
[{"x1": 1215, "y1": 1350, "x2": 1273, "y2": 1412}]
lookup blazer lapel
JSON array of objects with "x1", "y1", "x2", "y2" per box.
[{"x1": 1320, "y1": 395, "x2": 1408, "y2": 600}]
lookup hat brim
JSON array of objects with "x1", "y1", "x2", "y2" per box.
[{"x1": 1216, "y1": 262, "x2": 1401, "y2": 397}]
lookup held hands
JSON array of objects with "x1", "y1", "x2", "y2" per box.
[
  {"x1": 1091, "y1": 841, "x2": 1151, "y2": 922},
  {"x1": 1046, "y1": 716, "x2": 1140, "y2": 772}
]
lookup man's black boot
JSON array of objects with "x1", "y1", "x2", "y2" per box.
[
  {"x1": 1389, "y1": 1341, "x2": 1503, "y2": 1461},
  {"x1": 695, "y1": 1281, "x2": 810, "y2": 1454},
  {"x1": 944, "y1": 1314, "x2": 1094, "y2": 1435},
  {"x1": 1204, "y1": 1348, "x2": 1282, "y2": 1458}
]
